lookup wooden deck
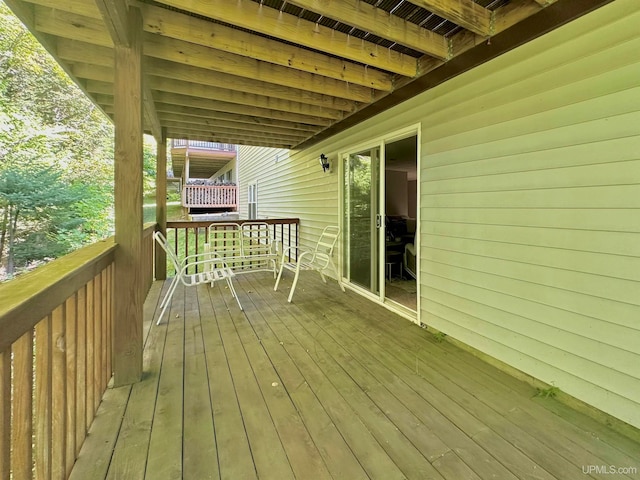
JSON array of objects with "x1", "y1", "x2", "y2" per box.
[{"x1": 70, "y1": 272, "x2": 640, "y2": 480}]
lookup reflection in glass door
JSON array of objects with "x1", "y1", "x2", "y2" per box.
[{"x1": 343, "y1": 147, "x2": 380, "y2": 295}]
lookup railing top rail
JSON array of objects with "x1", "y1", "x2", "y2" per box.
[
  {"x1": 0, "y1": 238, "x2": 117, "y2": 352},
  {"x1": 184, "y1": 185, "x2": 237, "y2": 189},
  {"x1": 168, "y1": 218, "x2": 299, "y2": 229}
]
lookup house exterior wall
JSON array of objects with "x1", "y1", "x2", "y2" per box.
[
  {"x1": 210, "y1": 156, "x2": 237, "y2": 184},
  {"x1": 237, "y1": 0, "x2": 640, "y2": 428}
]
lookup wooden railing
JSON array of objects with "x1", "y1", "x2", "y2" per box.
[
  {"x1": 182, "y1": 184, "x2": 238, "y2": 209},
  {"x1": 0, "y1": 239, "x2": 116, "y2": 480},
  {"x1": 171, "y1": 140, "x2": 236, "y2": 151},
  {"x1": 165, "y1": 218, "x2": 299, "y2": 275}
]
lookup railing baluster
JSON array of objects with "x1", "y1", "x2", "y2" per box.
[
  {"x1": 35, "y1": 315, "x2": 52, "y2": 480},
  {"x1": 85, "y1": 279, "x2": 95, "y2": 429},
  {"x1": 101, "y1": 269, "x2": 108, "y2": 393},
  {"x1": 93, "y1": 275, "x2": 102, "y2": 415},
  {"x1": 65, "y1": 294, "x2": 77, "y2": 477},
  {"x1": 11, "y1": 331, "x2": 33, "y2": 480},
  {"x1": 52, "y1": 305, "x2": 67, "y2": 479},
  {"x1": 75, "y1": 286, "x2": 87, "y2": 456},
  {"x1": 0, "y1": 350, "x2": 10, "y2": 480}
]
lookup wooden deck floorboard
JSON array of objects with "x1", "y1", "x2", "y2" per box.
[{"x1": 71, "y1": 272, "x2": 640, "y2": 480}]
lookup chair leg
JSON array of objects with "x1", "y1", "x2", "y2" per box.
[
  {"x1": 274, "y1": 262, "x2": 285, "y2": 291},
  {"x1": 287, "y1": 267, "x2": 302, "y2": 303},
  {"x1": 226, "y1": 277, "x2": 243, "y2": 311},
  {"x1": 157, "y1": 279, "x2": 179, "y2": 325},
  {"x1": 159, "y1": 276, "x2": 178, "y2": 309},
  {"x1": 330, "y1": 259, "x2": 346, "y2": 292}
]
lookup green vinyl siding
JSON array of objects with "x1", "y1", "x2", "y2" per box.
[
  {"x1": 237, "y1": 0, "x2": 640, "y2": 428},
  {"x1": 418, "y1": 0, "x2": 640, "y2": 429},
  {"x1": 237, "y1": 145, "x2": 340, "y2": 250}
]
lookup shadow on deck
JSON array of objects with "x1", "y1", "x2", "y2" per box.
[{"x1": 70, "y1": 272, "x2": 640, "y2": 480}]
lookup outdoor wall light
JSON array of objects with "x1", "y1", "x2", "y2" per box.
[{"x1": 319, "y1": 153, "x2": 330, "y2": 173}]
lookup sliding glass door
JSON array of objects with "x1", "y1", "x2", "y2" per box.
[{"x1": 343, "y1": 147, "x2": 381, "y2": 295}]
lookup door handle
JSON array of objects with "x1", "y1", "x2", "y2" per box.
[{"x1": 376, "y1": 214, "x2": 382, "y2": 229}]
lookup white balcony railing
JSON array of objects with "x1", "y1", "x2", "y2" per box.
[
  {"x1": 182, "y1": 185, "x2": 238, "y2": 209},
  {"x1": 171, "y1": 140, "x2": 236, "y2": 152}
]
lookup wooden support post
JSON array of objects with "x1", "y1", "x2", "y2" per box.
[
  {"x1": 155, "y1": 128, "x2": 167, "y2": 280},
  {"x1": 113, "y1": 7, "x2": 143, "y2": 386}
]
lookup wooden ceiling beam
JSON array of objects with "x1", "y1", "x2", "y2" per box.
[
  {"x1": 158, "y1": 113, "x2": 310, "y2": 139},
  {"x1": 39, "y1": 6, "x2": 374, "y2": 103},
  {"x1": 139, "y1": 3, "x2": 393, "y2": 91},
  {"x1": 105, "y1": 103, "x2": 321, "y2": 135},
  {"x1": 409, "y1": 0, "x2": 492, "y2": 36},
  {"x1": 152, "y1": 91, "x2": 333, "y2": 127},
  {"x1": 152, "y1": 0, "x2": 418, "y2": 77},
  {"x1": 34, "y1": 6, "x2": 113, "y2": 47},
  {"x1": 492, "y1": 1, "x2": 544, "y2": 35},
  {"x1": 163, "y1": 118, "x2": 302, "y2": 138},
  {"x1": 24, "y1": 0, "x2": 394, "y2": 90},
  {"x1": 22, "y1": 0, "x2": 101, "y2": 19},
  {"x1": 154, "y1": 104, "x2": 319, "y2": 133},
  {"x1": 146, "y1": 58, "x2": 357, "y2": 112},
  {"x1": 71, "y1": 63, "x2": 112, "y2": 83},
  {"x1": 94, "y1": 0, "x2": 130, "y2": 46},
  {"x1": 149, "y1": 76, "x2": 344, "y2": 121},
  {"x1": 143, "y1": 34, "x2": 372, "y2": 103},
  {"x1": 284, "y1": 0, "x2": 449, "y2": 58},
  {"x1": 56, "y1": 38, "x2": 113, "y2": 67},
  {"x1": 164, "y1": 124, "x2": 300, "y2": 147}
]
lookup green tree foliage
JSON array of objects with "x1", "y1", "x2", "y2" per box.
[
  {"x1": 0, "y1": 163, "x2": 81, "y2": 275},
  {"x1": 0, "y1": 2, "x2": 118, "y2": 279}
]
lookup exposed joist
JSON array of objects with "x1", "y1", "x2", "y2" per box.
[
  {"x1": 56, "y1": 38, "x2": 113, "y2": 67},
  {"x1": 35, "y1": 5, "x2": 113, "y2": 48},
  {"x1": 158, "y1": 113, "x2": 310, "y2": 139},
  {"x1": 153, "y1": 0, "x2": 418, "y2": 77},
  {"x1": 70, "y1": 63, "x2": 112, "y2": 83},
  {"x1": 148, "y1": 77, "x2": 344, "y2": 121},
  {"x1": 112, "y1": 101, "x2": 319, "y2": 133},
  {"x1": 23, "y1": 0, "x2": 101, "y2": 19},
  {"x1": 146, "y1": 58, "x2": 357, "y2": 112},
  {"x1": 24, "y1": 0, "x2": 395, "y2": 90},
  {"x1": 160, "y1": 120, "x2": 306, "y2": 143},
  {"x1": 156, "y1": 103, "x2": 321, "y2": 134},
  {"x1": 143, "y1": 34, "x2": 372, "y2": 103},
  {"x1": 285, "y1": 0, "x2": 449, "y2": 58},
  {"x1": 492, "y1": 1, "x2": 543, "y2": 34},
  {"x1": 410, "y1": 0, "x2": 492, "y2": 36},
  {"x1": 139, "y1": 2, "x2": 393, "y2": 91},
  {"x1": 152, "y1": 91, "x2": 333, "y2": 127},
  {"x1": 36, "y1": 7, "x2": 371, "y2": 105},
  {"x1": 95, "y1": 0, "x2": 129, "y2": 46}
]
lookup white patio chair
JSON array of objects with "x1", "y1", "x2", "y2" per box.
[
  {"x1": 154, "y1": 231, "x2": 242, "y2": 325},
  {"x1": 274, "y1": 225, "x2": 345, "y2": 302},
  {"x1": 241, "y1": 222, "x2": 280, "y2": 277}
]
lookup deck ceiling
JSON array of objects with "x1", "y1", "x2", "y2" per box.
[
  {"x1": 170, "y1": 147, "x2": 236, "y2": 179},
  {"x1": 5, "y1": 0, "x2": 613, "y2": 149}
]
